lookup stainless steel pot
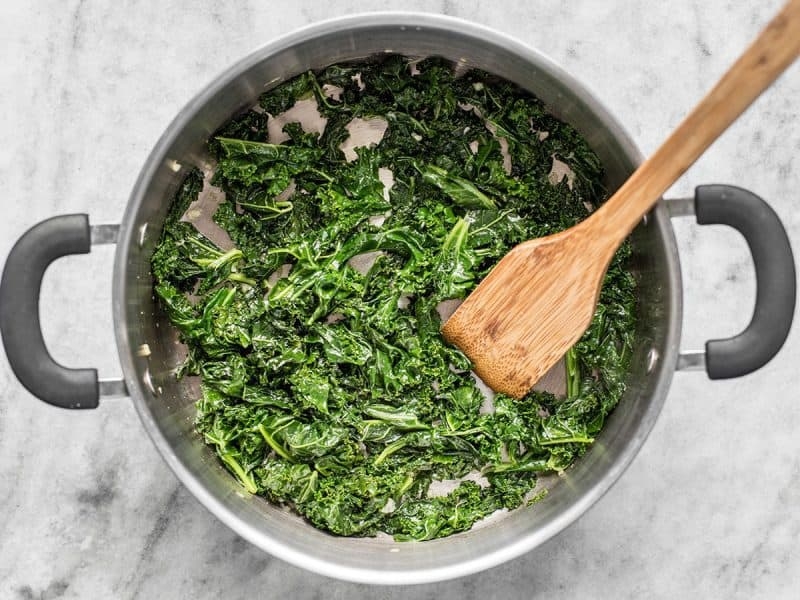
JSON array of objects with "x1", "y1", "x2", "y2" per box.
[{"x1": 0, "y1": 13, "x2": 795, "y2": 585}]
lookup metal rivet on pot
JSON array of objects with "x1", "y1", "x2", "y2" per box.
[
  {"x1": 143, "y1": 367, "x2": 159, "y2": 396},
  {"x1": 646, "y1": 348, "x2": 659, "y2": 373},
  {"x1": 138, "y1": 222, "x2": 148, "y2": 248},
  {"x1": 167, "y1": 159, "x2": 182, "y2": 172}
]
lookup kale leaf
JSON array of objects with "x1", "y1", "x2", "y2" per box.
[{"x1": 150, "y1": 55, "x2": 637, "y2": 541}]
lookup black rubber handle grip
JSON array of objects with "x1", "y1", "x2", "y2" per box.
[
  {"x1": 0, "y1": 215, "x2": 99, "y2": 408},
  {"x1": 695, "y1": 185, "x2": 796, "y2": 378}
]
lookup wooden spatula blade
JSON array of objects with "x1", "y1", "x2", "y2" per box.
[{"x1": 441, "y1": 228, "x2": 611, "y2": 399}]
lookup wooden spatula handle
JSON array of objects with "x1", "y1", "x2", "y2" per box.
[{"x1": 593, "y1": 0, "x2": 800, "y2": 244}]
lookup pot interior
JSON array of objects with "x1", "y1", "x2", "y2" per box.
[{"x1": 114, "y1": 14, "x2": 681, "y2": 584}]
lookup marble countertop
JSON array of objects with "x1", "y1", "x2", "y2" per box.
[{"x1": 2, "y1": 1, "x2": 799, "y2": 598}]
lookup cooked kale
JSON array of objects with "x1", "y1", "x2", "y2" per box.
[{"x1": 151, "y1": 56, "x2": 637, "y2": 541}]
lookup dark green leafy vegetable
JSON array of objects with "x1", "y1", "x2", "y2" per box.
[{"x1": 151, "y1": 55, "x2": 637, "y2": 541}]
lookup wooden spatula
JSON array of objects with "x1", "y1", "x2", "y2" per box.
[{"x1": 441, "y1": 0, "x2": 800, "y2": 399}]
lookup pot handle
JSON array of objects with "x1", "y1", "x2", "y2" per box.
[
  {"x1": 0, "y1": 214, "x2": 122, "y2": 409},
  {"x1": 672, "y1": 185, "x2": 795, "y2": 377}
]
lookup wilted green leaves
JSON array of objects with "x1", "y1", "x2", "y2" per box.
[{"x1": 151, "y1": 55, "x2": 636, "y2": 541}]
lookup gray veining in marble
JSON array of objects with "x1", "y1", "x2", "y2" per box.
[{"x1": 1, "y1": 1, "x2": 799, "y2": 598}]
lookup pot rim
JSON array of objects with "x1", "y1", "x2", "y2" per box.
[{"x1": 113, "y1": 11, "x2": 682, "y2": 584}]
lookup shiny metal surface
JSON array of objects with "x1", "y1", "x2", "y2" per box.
[
  {"x1": 89, "y1": 223, "x2": 121, "y2": 245},
  {"x1": 664, "y1": 196, "x2": 697, "y2": 218},
  {"x1": 98, "y1": 378, "x2": 129, "y2": 398},
  {"x1": 676, "y1": 351, "x2": 707, "y2": 371},
  {"x1": 664, "y1": 198, "x2": 708, "y2": 373},
  {"x1": 112, "y1": 13, "x2": 683, "y2": 584},
  {"x1": 92, "y1": 225, "x2": 126, "y2": 399}
]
